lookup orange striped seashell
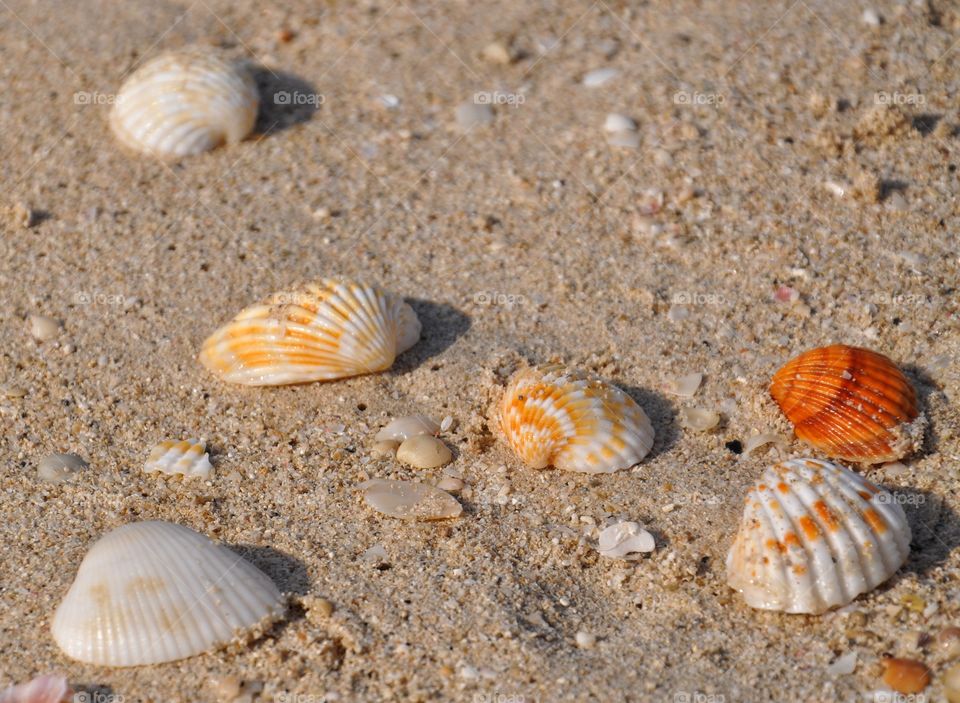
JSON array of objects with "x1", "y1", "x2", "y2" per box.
[
  {"x1": 199, "y1": 279, "x2": 420, "y2": 385},
  {"x1": 770, "y1": 344, "x2": 924, "y2": 464},
  {"x1": 498, "y1": 365, "x2": 654, "y2": 473}
]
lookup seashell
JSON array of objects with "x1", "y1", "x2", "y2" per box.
[
  {"x1": 111, "y1": 50, "x2": 259, "y2": 159},
  {"x1": 0, "y1": 674, "x2": 71, "y2": 703},
  {"x1": 360, "y1": 479, "x2": 462, "y2": 520},
  {"x1": 396, "y1": 435, "x2": 452, "y2": 468},
  {"x1": 51, "y1": 521, "x2": 284, "y2": 666},
  {"x1": 726, "y1": 458, "x2": 910, "y2": 614},
  {"x1": 770, "y1": 344, "x2": 925, "y2": 463},
  {"x1": 37, "y1": 453, "x2": 87, "y2": 483},
  {"x1": 679, "y1": 407, "x2": 720, "y2": 432},
  {"x1": 597, "y1": 521, "x2": 655, "y2": 558},
  {"x1": 664, "y1": 372, "x2": 702, "y2": 397},
  {"x1": 374, "y1": 414, "x2": 439, "y2": 442},
  {"x1": 143, "y1": 438, "x2": 212, "y2": 479},
  {"x1": 199, "y1": 279, "x2": 420, "y2": 386},
  {"x1": 741, "y1": 431, "x2": 788, "y2": 457},
  {"x1": 498, "y1": 365, "x2": 654, "y2": 473}
]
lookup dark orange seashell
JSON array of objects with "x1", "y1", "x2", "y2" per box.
[{"x1": 770, "y1": 345, "x2": 924, "y2": 463}]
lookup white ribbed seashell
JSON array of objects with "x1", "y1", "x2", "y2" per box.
[
  {"x1": 111, "y1": 50, "x2": 259, "y2": 159},
  {"x1": 499, "y1": 365, "x2": 655, "y2": 473},
  {"x1": 199, "y1": 279, "x2": 421, "y2": 386},
  {"x1": 726, "y1": 458, "x2": 911, "y2": 614},
  {"x1": 51, "y1": 521, "x2": 284, "y2": 666},
  {"x1": 0, "y1": 674, "x2": 70, "y2": 703},
  {"x1": 374, "y1": 414, "x2": 440, "y2": 442},
  {"x1": 143, "y1": 439, "x2": 212, "y2": 479}
]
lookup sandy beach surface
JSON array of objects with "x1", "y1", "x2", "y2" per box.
[{"x1": 1, "y1": 0, "x2": 959, "y2": 701}]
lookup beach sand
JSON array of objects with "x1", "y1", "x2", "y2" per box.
[{"x1": 1, "y1": 0, "x2": 959, "y2": 700}]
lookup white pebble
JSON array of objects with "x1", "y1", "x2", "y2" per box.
[
  {"x1": 679, "y1": 407, "x2": 720, "y2": 432},
  {"x1": 862, "y1": 8, "x2": 881, "y2": 26},
  {"x1": 575, "y1": 631, "x2": 596, "y2": 649},
  {"x1": 664, "y1": 372, "x2": 703, "y2": 397},
  {"x1": 29, "y1": 314, "x2": 60, "y2": 341},
  {"x1": 37, "y1": 453, "x2": 87, "y2": 483},
  {"x1": 456, "y1": 101, "x2": 493, "y2": 129},
  {"x1": 603, "y1": 113, "x2": 637, "y2": 133},
  {"x1": 582, "y1": 68, "x2": 619, "y2": 88},
  {"x1": 826, "y1": 650, "x2": 857, "y2": 676},
  {"x1": 396, "y1": 435, "x2": 452, "y2": 469},
  {"x1": 597, "y1": 522, "x2": 655, "y2": 558},
  {"x1": 440, "y1": 415, "x2": 454, "y2": 432}
]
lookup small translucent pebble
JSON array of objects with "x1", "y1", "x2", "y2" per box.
[
  {"x1": 827, "y1": 651, "x2": 858, "y2": 676},
  {"x1": 742, "y1": 432, "x2": 788, "y2": 457},
  {"x1": 938, "y1": 627, "x2": 960, "y2": 658},
  {"x1": 456, "y1": 102, "x2": 493, "y2": 129},
  {"x1": 575, "y1": 631, "x2": 596, "y2": 649},
  {"x1": 436, "y1": 477, "x2": 464, "y2": 493},
  {"x1": 209, "y1": 674, "x2": 243, "y2": 702},
  {"x1": 371, "y1": 440, "x2": 399, "y2": 458},
  {"x1": 943, "y1": 663, "x2": 960, "y2": 703},
  {"x1": 680, "y1": 407, "x2": 720, "y2": 432},
  {"x1": 29, "y1": 315, "x2": 60, "y2": 341},
  {"x1": 396, "y1": 435, "x2": 452, "y2": 469},
  {"x1": 440, "y1": 415, "x2": 454, "y2": 432},
  {"x1": 597, "y1": 521, "x2": 655, "y2": 558},
  {"x1": 664, "y1": 372, "x2": 702, "y2": 397},
  {"x1": 603, "y1": 113, "x2": 636, "y2": 133},
  {"x1": 881, "y1": 657, "x2": 931, "y2": 694},
  {"x1": 582, "y1": 68, "x2": 618, "y2": 87},
  {"x1": 607, "y1": 130, "x2": 640, "y2": 149},
  {"x1": 374, "y1": 415, "x2": 440, "y2": 442},
  {"x1": 37, "y1": 453, "x2": 87, "y2": 483},
  {"x1": 360, "y1": 479, "x2": 462, "y2": 520}
]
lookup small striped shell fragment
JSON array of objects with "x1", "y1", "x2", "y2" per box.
[
  {"x1": 51, "y1": 521, "x2": 284, "y2": 666},
  {"x1": 143, "y1": 439, "x2": 212, "y2": 479},
  {"x1": 498, "y1": 365, "x2": 654, "y2": 473},
  {"x1": 360, "y1": 479, "x2": 462, "y2": 520},
  {"x1": 374, "y1": 414, "x2": 439, "y2": 442},
  {"x1": 0, "y1": 674, "x2": 71, "y2": 703},
  {"x1": 770, "y1": 345, "x2": 925, "y2": 463},
  {"x1": 726, "y1": 458, "x2": 910, "y2": 614},
  {"x1": 199, "y1": 279, "x2": 421, "y2": 386},
  {"x1": 111, "y1": 50, "x2": 259, "y2": 159}
]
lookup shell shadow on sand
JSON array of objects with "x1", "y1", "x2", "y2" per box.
[
  {"x1": 248, "y1": 66, "x2": 321, "y2": 134},
  {"x1": 389, "y1": 299, "x2": 472, "y2": 375},
  {"x1": 231, "y1": 544, "x2": 311, "y2": 595},
  {"x1": 891, "y1": 486, "x2": 960, "y2": 578},
  {"x1": 902, "y1": 363, "x2": 942, "y2": 456}
]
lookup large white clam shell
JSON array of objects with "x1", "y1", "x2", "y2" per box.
[
  {"x1": 498, "y1": 365, "x2": 655, "y2": 473},
  {"x1": 51, "y1": 521, "x2": 284, "y2": 666},
  {"x1": 111, "y1": 50, "x2": 259, "y2": 159},
  {"x1": 199, "y1": 279, "x2": 421, "y2": 386},
  {"x1": 726, "y1": 458, "x2": 911, "y2": 614}
]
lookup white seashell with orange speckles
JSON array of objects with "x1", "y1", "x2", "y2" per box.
[
  {"x1": 143, "y1": 438, "x2": 212, "y2": 479},
  {"x1": 726, "y1": 458, "x2": 911, "y2": 614},
  {"x1": 111, "y1": 49, "x2": 259, "y2": 159},
  {"x1": 498, "y1": 365, "x2": 654, "y2": 473},
  {"x1": 199, "y1": 279, "x2": 420, "y2": 386}
]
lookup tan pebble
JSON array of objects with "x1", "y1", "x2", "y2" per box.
[
  {"x1": 436, "y1": 477, "x2": 464, "y2": 493},
  {"x1": 209, "y1": 674, "x2": 243, "y2": 701},
  {"x1": 481, "y1": 40, "x2": 514, "y2": 64},
  {"x1": 396, "y1": 435, "x2": 452, "y2": 468},
  {"x1": 371, "y1": 440, "x2": 399, "y2": 458},
  {"x1": 943, "y1": 663, "x2": 960, "y2": 703},
  {"x1": 1, "y1": 386, "x2": 27, "y2": 398},
  {"x1": 938, "y1": 627, "x2": 960, "y2": 658},
  {"x1": 575, "y1": 631, "x2": 596, "y2": 649},
  {"x1": 439, "y1": 664, "x2": 455, "y2": 677},
  {"x1": 312, "y1": 597, "x2": 334, "y2": 618},
  {"x1": 881, "y1": 657, "x2": 931, "y2": 694},
  {"x1": 29, "y1": 314, "x2": 60, "y2": 341},
  {"x1": 7, "y1": 202, "x2": 37, "y2": 228}
]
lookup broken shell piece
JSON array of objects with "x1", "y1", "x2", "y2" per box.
[
  {"x1": 37, "y1": 453, "x2": 87, "y2": 483},
  {"x1": 679, "y1": 407, "x2": 720, "y2": 432},
  {"x1": 0, "y1": 674, "x2": 71, "y2": 703},
  {"x1": 360, "y1": 479, "x2": 462, "y2": 520},
  {"x1": 436, "y1": 477, "x2": 464, "y2": 493},
  {"x1": 664, "y1": 372, "x2": 702, "y2": 397},
  {"x1": 29, "y1": 315, "x2": 60, "y2": 342},
  {"x1": 374, "y1": 414, "x2": 440, "y2": 442},
  {"x1": 143, "y1": 439, "x2": 212, "y2": 479},
  {"x1": 726, "y1": 458, "x2": 910, "y2": 614},
  {"x1": 603, "y1": 113, "x2": 637, "y2": 133},
  {"x1": 597, "y1": 522, "x2": 655, "y2": 558},
  {"x1": 371, "y1": 440, "x2": 399, "y2": 458},
  {"x1": 396, "y1": 435, "x2": 452, "y2": 469},
  {"x1": 499, "y1": 364, "x2": 654, "y2": 473},
  {"x1": 200, "y1": 279, "x2": 420, "y2": 386},
  {"x1": 742, "y1": 432, "x2": 788, "y2": 457},
  {"x1": 51, "y1": 521, "x2": 284, "y2": 666}
]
